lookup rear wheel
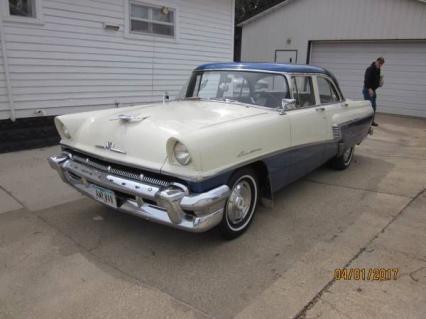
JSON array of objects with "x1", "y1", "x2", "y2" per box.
[
  {"x1": 330, "y1": 146, "x2": 354, "y2": 170},
  {"x1": 220, "y1": 169, "x2": 259, "y2": 239}
]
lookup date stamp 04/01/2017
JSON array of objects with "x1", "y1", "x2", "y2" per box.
[{"x1": 334, "y1": 268, "x2": 400, "y2": 281}]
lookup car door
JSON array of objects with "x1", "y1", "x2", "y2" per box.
[
  {"x1": 315, "y1": 75, "x2": 345, "y2": 160},
  {"x1": 285, "y1": 75, "x2": 329, "y2": 182}
]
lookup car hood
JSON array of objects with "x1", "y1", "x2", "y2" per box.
[{"x1": 59, "y1": 100, "x2": 269, "y2": 172}]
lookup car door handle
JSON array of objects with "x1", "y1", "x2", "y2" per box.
[{"x1": 316, "y1": 107, "x2": 325, "y2": 112}]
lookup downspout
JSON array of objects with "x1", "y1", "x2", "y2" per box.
[
  {"x1": 231, "y1": 0, "x2": 235, "y2": 60},
  {"x1": 0, "y1": 15, "x2": 16, "y2": 122}
]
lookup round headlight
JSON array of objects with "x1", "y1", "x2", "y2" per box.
[
  {"x1": 55, "y1": 118, "x2": 71, "y2": 139},
  {"x1": 174, "y1": 142, "x2": 191, "y2": 166}
]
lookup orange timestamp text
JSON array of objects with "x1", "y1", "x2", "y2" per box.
[{"x1": 334, "y1": 268, "x2": 399, "y2": 281}]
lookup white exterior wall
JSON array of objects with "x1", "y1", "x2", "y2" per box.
[
  {"x1": 0, "y1": 0, "x2": 234, "y2": 120},
  {"x1": 241, "y1": 0, "x2": 426, "y2": 63},
  {"x1": 0, "y1": 44, "x2": 5, "y2": 107},
  {"x1": 0, "y1": 24, "x2": 7, "y2": 114}
]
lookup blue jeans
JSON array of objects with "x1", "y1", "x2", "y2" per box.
[{"x1": 362, "y1": 87, "x2": 376, "y2": 113}]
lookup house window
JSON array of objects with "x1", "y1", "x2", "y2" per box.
[
  {"x1": 130, "y1": 2, "x2": 175, "y2": 37},
  {"x1": 9, "y1": 0, "x2": 36, "y2": 18}
]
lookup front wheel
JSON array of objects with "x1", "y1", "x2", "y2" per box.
[
  {"x1": 219, "y1": 169, "x2": 259, "y2": 239},
  {"x1": 330, "y1": 146, "x2": 355, "y2": 170}
]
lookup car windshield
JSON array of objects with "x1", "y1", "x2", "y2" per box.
[{"x1": 182, "y1": 71, "x2": 290, "y2": 109}]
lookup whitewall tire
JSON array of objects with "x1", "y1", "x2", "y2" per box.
[
  {"x1": 330, "y1": 146, "x2": 355, "y2": 170},
  {"x1": 220, "y1": 168, "x2": 259, "y2": 239}
]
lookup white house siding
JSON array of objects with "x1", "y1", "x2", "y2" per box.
[
  {"x1": 0, "y1": 0, "x2": 234, "y2": 120},
  {"x1": 0, "y1": 28, "x2": 8, "y2": 115},
  {"x1": 240, "y1": 0, "x2": 426, "y2": 64}
]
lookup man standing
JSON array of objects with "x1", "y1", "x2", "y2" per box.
[{"x1": 363, "y1": 57, "x2": 385, "y2": 127}]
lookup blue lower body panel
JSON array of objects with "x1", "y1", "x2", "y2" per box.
[{"x1": 186, "y1": 115, "x2": 373, "y2": 195}]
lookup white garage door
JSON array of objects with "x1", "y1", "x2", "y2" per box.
[{"x1": 310, "y1": 41, "x2": 426, "y2": 118}]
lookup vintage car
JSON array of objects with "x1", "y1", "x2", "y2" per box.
[{"x1": 48, "y1": 63, "x2": 373, "y2": 238}]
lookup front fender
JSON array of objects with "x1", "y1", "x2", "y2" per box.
[{"x1": 161, "y1": 111, "x2": 291, "y2": 181}]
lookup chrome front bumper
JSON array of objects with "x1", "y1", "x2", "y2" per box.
[{"x1": 48, "y1": 154, "x2": 230, "y2": 232}]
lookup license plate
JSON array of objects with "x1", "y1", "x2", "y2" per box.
[{"x1": 94, "y1": 186, "x2": 117, "y2": 208}]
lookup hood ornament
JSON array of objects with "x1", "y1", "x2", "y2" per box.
[
  {"x1": 95, "y1": 141, "x2": 127, "y2": 154},
  {"x1": 110, "y1": 114, "x2": 150, "y2": 123}
]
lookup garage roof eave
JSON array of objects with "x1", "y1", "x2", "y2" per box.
[{"x1": 237, "y1": 0, "x2": 293, "y2": 27}]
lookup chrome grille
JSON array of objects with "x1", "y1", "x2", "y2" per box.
[
  {"x1": 66, "y1": 151, "x2": 170, "y2": 187},
  {"x1": 109, "y1": 167, "x2": 141, "y2": 181}
]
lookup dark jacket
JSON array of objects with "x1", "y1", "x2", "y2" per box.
[{"x1": 364, "y1": 62, "x2": 381, "y2": 91}]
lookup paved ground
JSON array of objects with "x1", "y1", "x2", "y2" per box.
[{"x1": 0, "y1": 113, "x2": 425, "y2": 319}]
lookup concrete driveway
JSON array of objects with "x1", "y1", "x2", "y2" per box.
[{"x1": 0, "y1": 113, "x2": 425, "y2": 319}]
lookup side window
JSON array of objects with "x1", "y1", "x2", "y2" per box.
[
  {"x1": 317, "y1": 77, "x2": 340, "y2": 104},
  {"x1": 253, "y1": 75, "x2": 290, "y2": 108},
  {"x1": 291, "y1": 76, "x2": 315, "y2": 108}
]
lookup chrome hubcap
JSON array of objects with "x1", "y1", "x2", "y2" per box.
[
  {"x1": 343, "y1": 147, "x2": 353, "y2": 163},
  {"x1": 226, "y1": 180, "x2": 252, "y2": 225}
]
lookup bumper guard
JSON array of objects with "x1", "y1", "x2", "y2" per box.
[{"x1": 48, "y1": 154, "x2": 230, "y2": 232}]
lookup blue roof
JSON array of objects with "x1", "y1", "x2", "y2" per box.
[{"x1": 194, "y1": 62, "x2": 329, "y2": 75}]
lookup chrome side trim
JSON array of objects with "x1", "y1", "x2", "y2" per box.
[{"x1": 332, "y1": 125, "x2": 342, "y2": 140}]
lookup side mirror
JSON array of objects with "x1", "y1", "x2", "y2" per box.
[{"x1": 280, "y1": 98, "x2": 296, "y2": 114}]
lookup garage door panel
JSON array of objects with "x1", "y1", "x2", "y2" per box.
[
  {"x1": 340, "y1": 79, "x2": 426, "y2": 90},
  {"x1": 379, "y1": 95, "x2": 426, "y2": 105},
  {"x1": 313, "y1": 62, "x2": 426, "y2": 73},
  {"x1": 335, "y1": 71, "x2": 426, "y2": 81},
  {"x1": 311, "y1": 41, "x2": 426, "y2": 118},
  {"x1": 313, "y1": 43, "x2": 426, "y2": 54},
  {"x1": 325, "y1": 63, "x2": 426, "y2": 72},
  {"x1": 379, "y1": 85, "x2": 426, "y2": 93},
  {"x1": 313, "y1": 66, "x2": 426, "y2": 74},
  {"x1": 312, "y1": 56, "x2": 426, "y2": 65},
  {"x1": 380, "y1": 106, "x2": 425, "y2": 115},
  {"x1": 313, "y1": 50, "x2": 426, "y2": 56}
]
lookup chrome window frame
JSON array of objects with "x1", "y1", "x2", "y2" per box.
[
  {"x1": 185, "y1": 69, "x2": 291, "y2": 111},
  {"x1": 315, "y1": 75, "x2": 344, "y2": 105},
  {"x1": 288, "y1": 74, "x2": 317, "y2": 109},
  {"x1": 183, "y1": 68, "x2": 344, "y2": 113}
]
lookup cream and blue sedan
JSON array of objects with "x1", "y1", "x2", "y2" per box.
[{"x1": 49, "y1": 63, "x2": 373, "y2": 238}]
